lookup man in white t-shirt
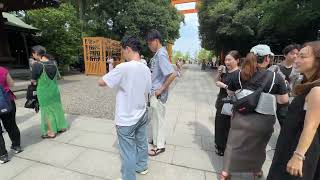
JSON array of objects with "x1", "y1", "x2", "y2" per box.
[{"x1": 98, "y1": 36, "x2": 151, "y2": 180}]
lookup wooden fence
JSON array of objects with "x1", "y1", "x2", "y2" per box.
[{"x1": 83, "y1": 37, "x2": 123, "y2": 76}]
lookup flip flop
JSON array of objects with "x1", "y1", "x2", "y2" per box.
[
  {"x1": 148, "y1": 148, "x2": 165, "y2": 156},
  {"x1": 41, "y1": 134, "x2": 56, "y2": 139}
]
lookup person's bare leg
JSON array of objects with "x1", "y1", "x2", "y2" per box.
[{"x1": 46, "y1": 117, "x2": 55, "y2": 137}]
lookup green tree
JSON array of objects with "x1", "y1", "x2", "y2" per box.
[
  {"x1": 197, "y1": 48, "x2": 212, "y2": 63},
  {"x1": 198, "y1": 0, "x2": 320, "y2": 55},
  {"x1": 173, "y1": 50, "x2": 184, "y2": 64},
  {"x1": 183, "y1": 52, "x2": 191, "y2": 62},
  {"x1": 26, "y1": 0, "x2": 183, "y2": 68},
  {"x1": 27, "y1": 3, "x2": 81, "y2": 67},
  {"x1": 68, "y1": 0, "x2": 183, "y2": 47}
]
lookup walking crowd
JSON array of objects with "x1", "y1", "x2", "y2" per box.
[{"x1": 0, "y1": 28, "x2": 319, "y2": 180}]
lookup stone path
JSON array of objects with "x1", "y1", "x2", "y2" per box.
[{"x1": 0, "y1": 64, "x2": 280, "y2": 180}]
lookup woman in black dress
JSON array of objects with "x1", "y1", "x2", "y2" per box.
[
  {"x1": 214, "y1": 50, "x2": 240, "y2": 156},
  {"x1": 267, "y1": 41, "x2": 320, "y2": 180}
]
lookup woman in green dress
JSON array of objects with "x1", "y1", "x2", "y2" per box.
[{"x1": 31, "y1": 45, "x2": 68, "y2": 138}]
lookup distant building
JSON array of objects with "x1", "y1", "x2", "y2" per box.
[{"x1": 0, "y1": 0, "x2": 60, "y2": 67}]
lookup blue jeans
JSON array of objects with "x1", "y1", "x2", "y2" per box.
[{"x1": 116, "y1": 111, "x2": 148, "y2": 180}]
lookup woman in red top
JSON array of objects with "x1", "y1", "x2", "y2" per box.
[{"x1": 0, "y1": 67, "x2": 22, "y2": 164}]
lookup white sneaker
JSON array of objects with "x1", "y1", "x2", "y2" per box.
[{"x1": 137, "y1": 169, "x2": 149, "y2": 175}]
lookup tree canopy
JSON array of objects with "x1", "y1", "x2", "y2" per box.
[
  {"x1": 27, "y1": 3, "x2": 81, "y2": 66},
  {"x1": 26, "y1": 0, "x2": 183, "y2": 66},
  {"x1": 197, "y1": 48, "x2": 212, "y2": 63},
  {"x1": 198, "y1": 0, "x2": 320, "y2": 56}
]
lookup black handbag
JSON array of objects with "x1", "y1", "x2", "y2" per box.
[{"x1": 24, "y1": 84, "x2": 39, "y2": 112}]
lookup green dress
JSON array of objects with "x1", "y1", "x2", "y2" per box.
[{"x1": 36, "y1": 63, "x2": 68, "y2": 135}]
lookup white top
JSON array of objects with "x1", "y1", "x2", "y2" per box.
[
  {"x1": 107, "y1": 58, "x2": 114, "y2": 72},
  {"x1": 103, "y1": 60, "x2": 152, "y2": 126}
]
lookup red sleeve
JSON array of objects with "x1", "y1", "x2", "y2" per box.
[{"x1": 0, "y1": 67, "x2": 8, "y2": 76}]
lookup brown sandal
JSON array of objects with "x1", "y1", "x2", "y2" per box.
[
  {"x1": 148, "y1": 148, "x2": 165, "y2": 156},
  {"x1": 41, "y1": 133, "x2": 56, "y2": 139}
]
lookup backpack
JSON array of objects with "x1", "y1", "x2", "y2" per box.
[
  {"x1": 232, "y1": 71, "x2": 274, "y2": 114},
  {"x1": 0, "y1": 85, "x2": 12, "y2": 114}
]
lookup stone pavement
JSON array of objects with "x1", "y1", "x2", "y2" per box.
[{"x1": 0, "y1": 64, "x2": 280, "y2": 180}]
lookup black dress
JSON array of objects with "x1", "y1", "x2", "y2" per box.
[
  {"x1": 214, "y1": 69, "x2": 239, "y2": 152},
  {"x1": 267, "y1": 90, "x2": 320, "y2": 180}
]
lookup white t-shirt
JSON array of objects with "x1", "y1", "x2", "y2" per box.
[{"x1": 103, "y1": 60, "x2": 151, "y2": 126}]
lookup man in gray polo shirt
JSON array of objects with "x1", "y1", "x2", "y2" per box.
[{"x1": 146, "y1": 29, "x2": 176, "y2": 156}]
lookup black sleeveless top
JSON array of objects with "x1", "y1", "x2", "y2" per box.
[
  {"x1": 32, "y1": 61, "x2": 58, "y2": 80},
  {"x1": 267, "y1": 89, "x2": 320, "y2": 180}
]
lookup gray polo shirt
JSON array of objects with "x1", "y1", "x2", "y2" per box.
[{"x1": 150, "y1": 47, "x2": 174, "y2": 103}]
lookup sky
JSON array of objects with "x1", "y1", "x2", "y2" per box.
[{"x1": 173, "y1": 2, "x2": 201, "y2": 58}]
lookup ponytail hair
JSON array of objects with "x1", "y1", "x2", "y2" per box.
[
  {"x1": 241, "y1": 52, "x2": 258, "y2": 81},
  {"x1": 31, "y1": 45, "x2": 46, "y2": 56},
  {"x1": 31, "y1": 45, "x2": 54, "y2": 60}
]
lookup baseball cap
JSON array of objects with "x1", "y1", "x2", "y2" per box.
[{"x1": 250, "y1": 44, "x2": 274, "y2": 56}]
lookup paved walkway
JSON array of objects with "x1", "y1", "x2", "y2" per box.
[{"x1": 0, "y1": 65, "x2": 280, "y2": 180}]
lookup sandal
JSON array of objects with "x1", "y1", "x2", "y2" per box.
[
  {"x1": 148, "y1": 148, "x2": 165, "y2": 156},
  {"x1": 41, "y1": 133, "x2": 56, "y2": 139},
  {"x1": 220, "y1": 171, "x2": 231, "y2": 180}
]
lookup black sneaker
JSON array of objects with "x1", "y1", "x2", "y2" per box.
[
  {"x1": 0, "y1": 154, "x2": 9, "y2": 164},
  {"x1": 11, "y1": 146, "x2": 23, "y2": 154}
]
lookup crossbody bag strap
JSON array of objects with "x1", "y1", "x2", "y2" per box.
[
  {"x1": 53, "y1": 61, "x2": 61, "y2": 79},
  {"x1": 38, "y1": 62, "x2": 48, "y2": 80},
  {"x1": 238, "y1": 70, "x2": 242, "y2": 89},
  {"x1": 268, "y1": 72, "x2": 276, "y2": 93}
]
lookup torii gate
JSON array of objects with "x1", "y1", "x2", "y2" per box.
[
  {"x1": 171, "y1": 0, "x2": 199, "y2": 14},
  {"x1": 168, "y1": 0, "x2": 199, "y2": 63}
]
